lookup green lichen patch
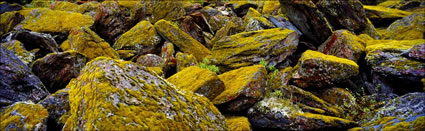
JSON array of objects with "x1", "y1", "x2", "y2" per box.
[{"x1": 0, "y1": 101, "x2": 48, "y2": 131}]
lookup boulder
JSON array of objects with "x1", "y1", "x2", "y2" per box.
[
  {"x1": 134, "y1": 54, "x2": 165, "y2": 68},
  {"x1": 63, "y1": 57, "x2": 227, "y2": 130},
  {"x1": 113, "y1": 20, "x2": 161, "y2": 55},
  {"x1": 268, "y1": 15, "x2": 302, "y2": 35},
  {"x1": 13, "y1": 30, "x2": 60, "y2": 59},
  {"x1": 210, "y1": 21, "x2": 238, "y2": 48},
  {"x1": 0, "y1": 1, "x2": 22, "y2": 14},
  {"x1": 225, "y1": 116, "x2": 251, "y2": 131},
  {"x1": 352, "y1": 114, "x2": 425, "y2": 131},
  {"x1": 0, "y1": 47, "x2": 49, "y2": 107},
  {"x1": 0, "y1": 11, "x2": 24, "y2": 36},
  {"x1": 213, "y1": 65, "x2": 267, "y2": 112},
  {"x1": 1, "y1": 40, "x2": 35, "y2": 65},
  {"x1": 290, "y1": 50, "x2": 359, "y2": 89},
  {"x1": 131, "y1": 1, "x2": 185, "y2": 24},
  {"x1": 31, "y1": 51, "x2": 88, "y2": 93},
  {"x1": 167, "y1": 66, "x2": 225, "y2": 100},
  {"x1": 178, "y1": 16, "x2": 206, "y2": 47},
  {"x1": 38, "y1": 88, "x2": 70, "y2": 130},
  {"x1": 363, "y1": 5, "x2": 412, "y2": 26},
  {"x1": 93, "y1": 1, "x2": 129, "y2": 43},
  {"x1": 206, "y1": 14, "x2": 243, "y2": 33},
  {"x1": 229, "y1": 1, "x2": 258, "y2": 17},
  {"x1": 175, "y1": 52, "x2": 197, "y2": 72},
  {"x1": 49, "y1": 1, "x2": 80, "y2": 13},
  {"x1": 315, "y1": 88, "x2": 357, "y2": 109},
  {"x1": 0, "y1": 101, "x2": 48, "y2": 131},
  {"x1": 208, "y1": 28, "x2": 299, "y2": 71},
  {"x1": 60, "y1": 27, "x2": 119, "y2": 60},
  {"x1": 76, "y1": 1, "x2": 100, "y2": 17},
  {"x1": 318, "y1": 30, "x2": 367, "y2": 62},
  {"x1": 405, "y1": 43, "x2": 425, "y2": 61},
  {"x1": 384, "y1": 13, "x2": 425, "y2": 40},
  {"x1": 154, "y1": 19, "x2": 210, "y2": 60}
]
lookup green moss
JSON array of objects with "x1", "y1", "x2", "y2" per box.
[
  {"x1": 225, "y1": 116, "x2": 251, "y2": 131},
  {"x1": 0, "y1": 101, "x2": 48, "y2": 130}
]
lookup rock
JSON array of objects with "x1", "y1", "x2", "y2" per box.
[
  {"x1": 225, "y1": 116, "x2": 251, "y2": 131},
  {"x1": 175, "y1": 52, "x2": 197, "y2": 72},
  {"x1": 63, "y1": 57, "x2": 227, "y2": 130},
  {"x1": 363, "y1": 5, "x2": 412, "y2": 26},
  {"x1": 247, "y1": 94, "x2": 358, "y2": 130},
  {"x1": 117, "y1": 50, "x2": 136, "y2": 60},
  {"x1": 405, "y1": 43, "x2": 425, "y2": 61},
  {"x1": 135, "y1": 54, "x2": 165, "y2": 68},
  {"x1": 49, "y1": 1, "x2": 80, "y2": 13},
  {"x1": 160, "y1": 41, "x2": 176, "y2": 77},
  {"x1": 178, "y1": 16, "x2": 206, "y2": 47},
  {"x1": 279, "y1": 0, "x2": 333, "y2": 44},
  {"x1": 154, "y1": 19, "x2": 210, "y2": 60},
  {"x1": 30, "y1": 0, "x2": 52, "y2": 8},
  {"x1": 210, "y1": 21, "x2": 238, "y2": 48},
  {"x1": 208, "y1": 28, "x2": 299, "y2": 71},
  {"x1": 207, "y1": 15, "x2": 244, "y2": 33},
  {"x1": 213, "y1": 65, "x2": 267, "y2": 112},
  {"x1": 0, "y1": 1, "x2": 22, "y2": 14},
  {"x1": 60, "y1": 27, "x2": 119, "y2": 60},
  {"x1": 21, "y1": 8, "x2": 93, "y2": 33},
  {"x1": 0, "y1": 101, "x2": 48, "y2": 131},
  {"x1": 0, "y1": 11, "x2": 24, "y2": 36},
  {"x1": 230, "y1": 1, "x2": 258, "y2": 17},
  {"x1": 38, "y1": 88, "x2": 70, "y2": 130},
  {"x1": 31, "y1": 51, "x2": 88, "y2": 93},
  {"x1": 167, "y1": 66, "x2": 224, "y2": 100},
  {"x1": 14, "y1": 30, "x2": 60, "y2": 59},
  {"x1": 1, "y1": 40, "x2": 35, "y2": 65},
  {"x1": 0, "y1": 47, "x2": 49, "y2": 107},
  {"x1": 353, "y1": 114, "x2": 425, "y2": 131},
  {"x1": 377, "y1": 0, "x2": 425, "y2": 11},
  {"x1": 93, "y1": 1, "x2": 129, "y2": 43},
  {"x1": 131, "y1": 1, "x2": 185, "y2": 24},
  {"x1": 244, "y1": 15, "x2": 275, "y2": 32},
  {"x1": 318, "y1": 30, "x2": 367, "y2": 62},
  {"x1": 268, "y1": 15, "x2": 302, "y2": 35},
  {"x1": 113, "y1": 21, "x2": 161, "y2": 55},
  {"x1": 262, "y1": 1, "x2": 280, "y2": 15},
  {"x1": 76, "y1": 1, "x2": 100, "y2": 17},
  {"x1": 384, "y1": 13, "x2": 425, "y2": 40},
  {"x1": 315, "y1": 88, "x2": 357, "y2": 109},
  {"x1": 365, "y1": 39, "x2": 425, "y2": 94},
  {"x1": 290, "y1": 50, "x2": 359, "y2": 89}
]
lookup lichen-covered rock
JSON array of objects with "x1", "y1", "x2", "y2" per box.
[
  {"x1": 13, "y1": 30, "x2": 60, "y2": 59},
  {"x1": 369, "y1": 92, "x2": 425, "y2": 121},
  {"x1": 38, "y1": 88, "x2": 70, "y2": 130},
  {"x1": 113, "y1": 21, "x2": 161, "y2": 55},
  {"x1": 262, "y1": 1, "x2": 280, "y2": 15},
  {"x1": 268, "y1": 15, "x2": 302, "y2": 35},
  {"x1": 243, "y1": 7, "x2": 275, "y2": 32},
  {"x1": 49, "y1": 1, "x2": 80, "y2": 13},
  {"x1": 135, "y1": 54, "x2": 165, "y2": 68},
  {"x1": 154, "y1": 19, "x2": 210, "y2": 60},
  {"x1": 315, "y1": 88, "x2": 357, "y2": 109},
  {"x1": 318, "y1": 30, "x2": 367, "y2": 62},
  {"x1": 60, "y1": 27, "x2": 119, "y2": 60},
  {"x1": 291, "y1": 50, "x2": 359, "y2": 89},
  {"x1": 377, "y1": 0, "x2": 425, "y2": 11},
  {"x1": 0, "y1": 47, "x2": 49, "y2": 107},
  {"x1": 76, "y1": 1, "x2": 99, "y2": 17},
  {"x1": 210, "y1": 21, "x2": 237, "y2": 48},
  {"x1": 365, "y1": 39, "x2": 425, "y2": 94},
  {"x1": 93, "y1": 1, "x2": 129, "y2": 43},
  {"x1": 0, "y1": 11, "x2": 24, "y2": 36},
  {"x1": 131, "y1": 1, "x2": 185, "y2": 24},
  {"x1": 176, "y1": 52, "x2": 197, "y2": 72},
  {"x1": 353, "y1": 114, "x2": 425, "y2": 131},
  {"x1": 31, "y1": 51, "x2": 88, "y2": 93},
  {"x1": 0, "y1": 2, "x2": 22, "y2": 14},
  {"x1": 213, "y1": 65, "x2": 267, "y2": 112},
  {"x1": 363, "y1": 5, "x2": 412, "y2": 25},
  {"x1": 208, "y1": 28, "x2": 298, "y2": 71},
  {"x1": 0, "y1": 101, "x2": 48, "y2": 131},
  {"x1": 167, "y1": 66, "x2": 224, "y2": 100},
  {"x1": 63, "y1": 57, "x2": 227, "y2": 130},
  {"x1": 225, "y1": 116, "x2": 251, "y2": 131},
  {"x1": 1, "y1": 40, "x2": 35, "y2": 65},
  {"x1": 406, "y1": 43, "x2": 425, "y2": 61},
  {"x1": 247, "y1": 94, "x2": 358, "y2": 130},
  {"x1": 384, "y1": 13, "x2": 425, "y2": 40},
  {"x1": 230, "y1": 1, "x2": 258, "y2": 17},
  {"x1": 178, "y1": 16, "x2": 207, "y2": 47},
  {"x1": 22, "y1": 8, "x2": 93, "y2": 33}
]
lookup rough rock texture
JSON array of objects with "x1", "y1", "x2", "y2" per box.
[
  {"x1": 167, "y1": 66, "x2": 224, "y2": 100},
  {"x1": 384, "y1": 13, "x2": 425, "y2": 40},
  {"x1": 131, "y1": 1, "x2": 185, "y2": 24},
  {"x1": 318, "y1": 30, "x2": 367, "y2": 62},
  {"x1": 353, "y1": 114, "x2": 425, "y2": 131},
  {"x1": 268, "y1": 15, "x2": 302, "y2": 35},
  {"x1": 406, "y1": 43, "x2": 425, "y2": 61},
  {"x1": 93, "y1": 1, "x2": 128, "y2": 43},
  {"x1": 63, "y1": 57, "x2": 227, "y2": 130},
  {"x1": 247, "y1": 94, "x2": 358, "y2": 130},
  {"x1": 21, "y1": 8, "x2": 93, "y2": 33},
  {"x1": 208, "y1": 28, "x2": 299, "y2": 71},
  {"x1": 0, "y1": 11, "x2": 24, "y2": 36},
  {"x1": 243, "y1": 8, "x2": 275, "y2": 32},
  {"x1": 230, "y1": 1, "x2": 258, "y2": 17},
  {"x1": 365, "y1": 39, "x2": 425, "y2": 94},
  {"x1": 213, "y1": 65, "x2": 267, "y2": 112},
  {"x1": 14, "y1": 30, "x2": 60, "y2": 59},
  {"x1": 154, "y1": 19, "x2": 210, "y2": 60},
  {"x1": 315, "y1": 88, "x2": 356, "y2": 108},
  {"x1": 291, "y1": 50, "x2": 359, "y2": 89},
  {"x1": 0, "y1": 2, "x2": 22, "y2": 14},
  {"x1": 210, "y1": 21, "x2": 237, "y2": 48},
  {"x1": 377, "y1": 0, "x2": 425, "y2": 11},
  {"x1": 60, "y1": 27, "x2": 119, "y2": 60},
  {"x1": 31, "y1": 51, "x2": 88, "y2": 93},
  {"x1": 0, "y1": 101, "x2": 48, "y2": 131},
  {"x1": 363, "y1": 5, "x2": 411, "y2": 26},
  {"x1": 1, "y1": 40, "x2": 35, "y2": 65},
  {"x1": 135, "y1": 54, "x2": 165, "y2": 68},
  {"x1": 113, "y1": 21, "x2": 161, "y2": 55},
  {"x1": 38, "y1": 88, "x2": 70, "y2": 130},
  {"x1": 77, "y1": 1, "x2": 100, "y2": 17},
  {"x1": 175, "y1": 52, "x2": 197, "y2": 72},
  {"x1": 207, "y1": 14, "x2": 244, "y2": 33},
  {"x1": 225, "y1": 116, "x2": 251, "y2": 131},
  {"x1": 178, "y1": 16, "x2": 206, "y2": 47},
  {"x1": 0, "y1": 47, "x2": 49, "y2": 107}
]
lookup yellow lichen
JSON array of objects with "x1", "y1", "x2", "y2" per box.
[
  {"x1": 364, "y1": 5, "x2": 411, "y2": 19},
  {"x1": 301, "y1": 50, "x2": 359, "y2": 69},
  {"x1": 298, "y1": 112, "x2": 356, "y2": 125},
  {"x1": 0, "y1": 102, "x2": 48, "y2": 130},
  {"x1": 113, "y1": 20, "x2": 161, "y2": 51},
  {"x1": 366, "y1": 39, "x2": 425, "y2": 53},
  {"x1": 0, "y1": 11, "x2": 23, "y2": 36},
  {"x1": 50, "y1": 1, "x2": 80, "y2": 13},
  {"x1": 176, "y1": 52, "x2": 198, "y2": 72},
  {"x1": 225, "y1": 116, "x2": 251, "y2": 131},
  {"x1": 262, "y1": 1, "x2": 280, "y2": 15},
  {"x1": 1, "y1": 40, "x2": 35, "y2": 65}
]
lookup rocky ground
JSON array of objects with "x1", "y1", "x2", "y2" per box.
[{"x1": 0, "y1": 0, "x2": 424, "y2": 131}]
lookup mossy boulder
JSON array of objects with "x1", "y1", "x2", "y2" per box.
[
  {"x1": 243, "y1": 8, "x2": 275, "y2": 32},
  {"x1": 175, "y1": 52, "x2": 197, "y2": 72},
  {"x1": 363, "y1": 5, "x2": 411, "y2": 26},
  {"x1": 14, "y1": 30, "x2": 60, "y2": 59},
  {"x1": 63, "y1": 57, "x2": 227, "y2": 130},
  {"x1": 21, "y1": 8, "x2": 93, "y2": 33},
  {"x1": 49, "y1": 1, "x2": 80, "y2": 13},
  {"x1": 178, "y1": 16, "x2": 207, "y2": 47},
  {"x1": 207, "y1": 15, "x2": 244, "y2": 33},
  {"x1": 225, "y1": 116, "x2": 251, "y2": 131},
  {"x1": 114, "y1": 20, "x2": 161, "y2": 55},
  {"x1": 318, "y1": 30, "x2": 367, "y2": 62},
  {"x1": 31, "y1": 51, "x2": 88, "y2": 93},
  {"x1": 0, "y1": 101, "x2": 48, "y2": 131},
  {"x1": 384, "y1": 13, "x2": 425, "y2": 40},
  {"x1": 60, "y1": 27, "x2": 119, "y2": 60},
  {"x1": 0, "y1": 47, "x2": 49, "y2": 107},
  {"x1": 210, "y1": 21, "x2": 237, "y2": 48},
  {"x1": 213, "y1": 65, "x2": 267, "y2": 112},
  {"x1": 0, "y1": 11, "x2": 24, "y2": 36},
  {"x1": 131, "y1": 1, "x2": 185, "y2": 24},
  {"x1": 134, "y1": 54, "x2": 165, "y2": 69},
  {"x1": 268, "y1": 15, "x2": 303, "y2": 35},
  {"x1": 38, "y1": 88, "x2": 70, "y2": 130},
  {"x1": 377, "y1": 0, "x2": 425, "y2": 11},
  {"x1": 290, "y1": 50, "x2": 359, "y2": 89},
  {"x1": 1, "y1": 40, "x2": 36, "y2": 65},
  {"x1": 229, "y1": 1, "x2": 258, "y2": 17},
  {"x1": 0, "y1": 2, "x2": 22, "y2": 14},
  {"x1": 247, "y1": 93, "x2": 358, "y2": 130},
  {"x1": 315, "y1": 88, "x2": 357, "y2": 110},
  {"x1": 154, "y1": 19, "x2": 210, "y2": 60},
  {"x1": 167, "y1": 66, "x2": 225, "y2": 100},
  {"x1": 93, "y1": 1, "x2": 129, "y2": 43},
  {"x1": 406, "y1": 43, "x2": 425, "y2": 61},
  {"x1": 208, "y1": 28, "x2": 299, "y2": 71},
  {"x1": 352, "y1": 114, "x2": 425, "y2": 131},
  {"x1": 76, "y1": 1, "x2": 100, "y2": 17},
  {"x1": 262, "y1": 1, "x2": 280, "y2": 15}
]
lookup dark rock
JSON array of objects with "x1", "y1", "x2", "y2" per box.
[
  {"x1": 178, "y1": 16, "x2": 206, "y2": 47},
  {"x1": 268, "y1": 15, "x2": 302, "y2": 35},
  {"x1": 230, "y1": 1, "x2": 258, "y2": 17},
  {"x1": 1, "y1": 40, "x2": 36, "y2": 65},
  {"x1": 0, "y1": 47, "x2": 49, "y2": 107},
  {"x1": 14, "y1": 30, "x2": 60, "y2": 59},
  {"x1": 0, "y1": 2, "x2": 22, "y2": 14},
  {"x1": 405, "y1": 43, "x2": 425, "y2": 61},
  {"x1": 38, "y1": 88, "x2": 70, "y2": 131},
  {"x1": 31, "y1": 51, "x2": 88, "y2": 93},
  {"x1": 93, "y1": 1, "x2": 129, "y2": 43}
]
